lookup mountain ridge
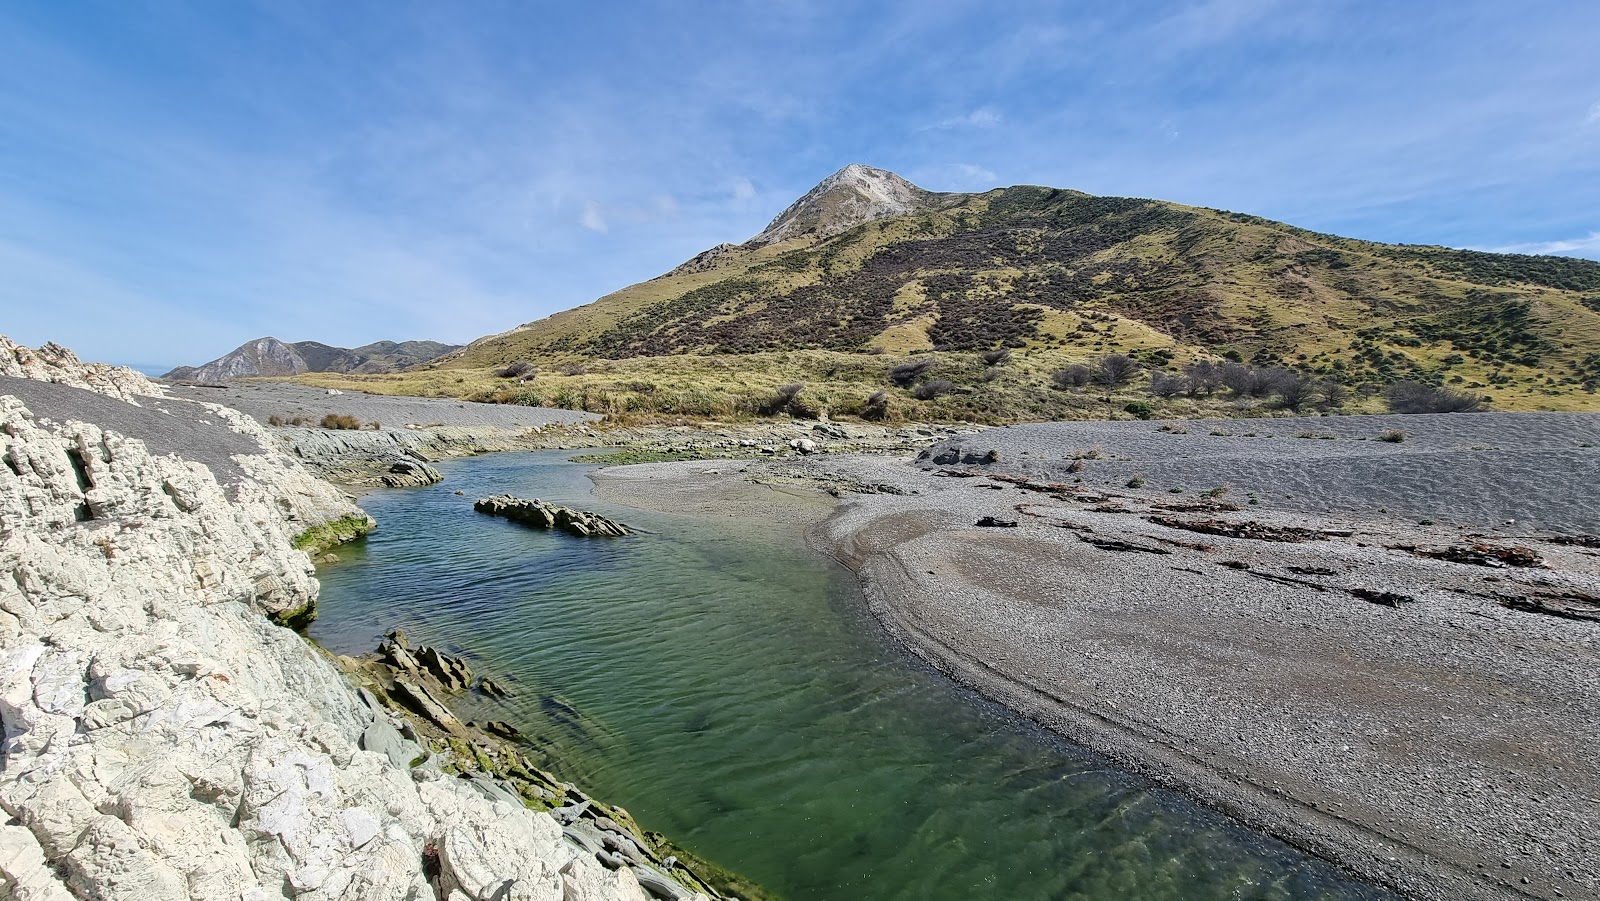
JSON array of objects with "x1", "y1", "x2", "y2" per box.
[{"x1": 165, "y1": 337, "x2": 461, "y2": 381}]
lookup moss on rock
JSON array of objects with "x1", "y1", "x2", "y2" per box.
[{"x1": 290, "y1": 514, "x2": 376, "y2": 555}]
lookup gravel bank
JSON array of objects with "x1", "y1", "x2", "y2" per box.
[
  {"x1": 165, "y1": 381, "x2": 602, "y2": 487},
  {"x1": 593, "y1": 413, "x2": 1600, "y2": 901},
  {"x1": 167, "y1": 381, "x2": 599, "y2": 429},
  {"x1": 919, "y1": 412, "x2": 1600, "y2": 533}
]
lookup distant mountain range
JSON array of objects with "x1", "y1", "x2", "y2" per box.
[
  {"x1": 451, "y1": 163, "x2": 1600, "y2": 403},
  {"x1": 163, "y1": 337, "x2": 460, "y2": 381}
]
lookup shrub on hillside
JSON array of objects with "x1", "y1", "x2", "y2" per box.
[
  {"x1": 1320, "y1": 378, "x2": 1349, "y2": 409},
  {"x1": 862, "y1": 390, "x2": 891, "y2": 421},
  {"x1": 911, "y1": 379, "x2": 956, "y2": 400},
  {"x1": 1124, "y1": 401, "x2": 1155, "y2": 420},
  {"x1": 887, "y1": 358, "x2": 936, "y2": 387},
  {"x1": 1385, "y1": 381, "x2": 1485, "y2": 413},
  {"x1": 979, "y1": 348, "x2": 1013, "y2": 366},
  {"x1": 496, "y1": 361, "x2": 537, "y2": 379},
  {"x1": 1148, "y1": 372, "x2": 1187, "y2": 398},
  {"x1": 1095, "y1": 354, "x2": 1141, "y2": 389},
  {"x1": 1273, "y1": 373, "x2": 1317, "y2": 411},
  {"x1": 1052, "y1": 364, "x2": 1093, "y2": 390},
  {"x1": 761, "y1": 382, "x2": 812, "y2": 417},
  {"x1": 1183, "y1": 360, "x2": 1222, "y2": 396},
  {"x1": 320, "y1": 413, "x2": 361, "y2": 430}
]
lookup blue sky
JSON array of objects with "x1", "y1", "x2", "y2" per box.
[{"x1": 2, "y1": 0, "x2": 1597, "y2": 371}]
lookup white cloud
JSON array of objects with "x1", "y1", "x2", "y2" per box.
[
  {"x1": 732, "y1": 177, "x2": 757, "y2": 201},
  {"x1": 906, "y1": 162, "x2": 999, "y2": 191},
  {"x1": 1490, "y1": 232, "x2": 1600, "y2": 258},
  {"x1": 1158, "y1": 0, "x2": 1282, "y2": 46},
  {"x1": 926, "y1": 106, "x2": 1002, "y2": 130},
  {"x1": 579, "y1": 200, "x2": 607, "y2": 232},
  {"x1": 1588, "y1": 102, "x2": 1600, "y2": 124}
]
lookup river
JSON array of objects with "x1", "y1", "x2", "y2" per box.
[{"x1": 310, "y1": 450, "x2": 1389, "y2": 900}]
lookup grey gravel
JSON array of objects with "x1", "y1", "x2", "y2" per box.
[
  {"x1": 167, "y1": 381, "x2": 598, "y2": 430},
  {"x1": 594, "y1": 415, "x2": 1600, "y2": 901},
  {"x1": 920, "y1": 412, "x2": 1600, "y2": 533}
]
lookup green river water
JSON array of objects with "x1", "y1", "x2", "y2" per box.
[{"x1": 310, "y1": 451, "x2": 1389, "y2": 901}]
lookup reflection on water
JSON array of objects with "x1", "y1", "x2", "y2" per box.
[{"x1": 311, "y1": 451, "x2": 1388, "y2": 901}]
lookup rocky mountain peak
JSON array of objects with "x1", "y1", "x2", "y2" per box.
[
  {"x1": 746, "y1": 164, "x2": 938, "y2": 247},
  {"x1": 164, "y1": 337, "x2": 461, "y2": 381}
]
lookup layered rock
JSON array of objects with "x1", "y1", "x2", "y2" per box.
[
  {"x1": 380, "y1": 459, "x2": 444, "y2": 489},
  {"x1": 0, "y1": 339, "x2": 659, "y2": 901},
  {"x1": 474, "y1": 496, "x2": 631, "y2": 537},
  {"x1": 345, "y1": 632, "x2": 730, "y2": 900}
]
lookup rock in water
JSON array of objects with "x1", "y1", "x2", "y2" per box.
[
  {"x1": 380, "y1": 458, "x2": 444, "y2": 488},
  {"x1": 475, "y1": 494, "x2": 631, "y2": 537}
]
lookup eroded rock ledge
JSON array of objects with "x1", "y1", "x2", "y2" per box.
[{"x1": 336, "y1": 631, "x2": 747, "y2": 900}]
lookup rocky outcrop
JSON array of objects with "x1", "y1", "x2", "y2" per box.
[
  {"x1": 276, "y1": 427, "x2": 543, "y2": 489},
  {"x1": 0, "y1": 339, "x2": 659, "y2": 901},
  {"x1": 1, "y1": 336, "x2": 164, "y2": 403},
  {"x1": 474, "y1": 496, "x2": 631, "y2": 537}
]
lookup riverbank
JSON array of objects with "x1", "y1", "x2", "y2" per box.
[
  {"x1": 170, "y1": 379, "x2": 984, "y2": 488},
  {"x1": 591, "y1": 414, "x2": 1600, "y2": 901}
]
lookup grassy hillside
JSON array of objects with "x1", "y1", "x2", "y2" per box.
[{"x1": 299, "y1": 180, "x2": 1600, "y2": 421}]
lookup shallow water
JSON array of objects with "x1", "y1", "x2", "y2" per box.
[{"x1": 311, "y1": 451, "x2": 1390, "y2": 900}]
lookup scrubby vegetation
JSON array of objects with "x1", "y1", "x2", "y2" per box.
[
  {"x1": 1385, "y1": 381, "x2": 1486, "y2": 414},
  {"x1": 319, "y1": 413, "x2": 362, "y2": 430}
]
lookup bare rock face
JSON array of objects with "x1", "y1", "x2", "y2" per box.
[
  {"x1": 746, "y1": 163, "x2": 940, "y2": 247},
  {"x1": 164, "y1": 336, "x2": 309, "y2": 381},
  {"x1": 0, "y1": 338, "x2": 655, "y2": 901}
]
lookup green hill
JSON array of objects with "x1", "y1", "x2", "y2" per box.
[{"x1": 303, "y1": 165, "x2": 1600, "y2": 420}]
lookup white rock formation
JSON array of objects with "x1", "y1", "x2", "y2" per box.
[
  {"x1": 0, "y1": 337, "x2": 164, "y2": 404},
  {"x1": 0, "y1": 340, "x2": 657, "y2": 901}
]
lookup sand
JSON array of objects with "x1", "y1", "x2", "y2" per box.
[{"x1": 592, "y1": 411, "x2": 1600, "y2": 901}]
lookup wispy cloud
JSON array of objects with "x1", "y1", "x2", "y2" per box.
[
  {"x1": 1156, "y1": 0, "x2": 1284, "y2": 46},
  {"x1": 925, "y1": 106, "x2": 1002, "y2": 130},
  {"x1": 908, "y1": 162, "x2": 1000, "y2": 191},
  {"x1": 732, "y1": 177, "x2": 757, "y2": 201},
  {"x1": 1588, "y1": 102, "x2": 1600, "y2": 124},
  {"x1": 1490, "y1": 232, "x2": 1600, "y2": 258}
]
